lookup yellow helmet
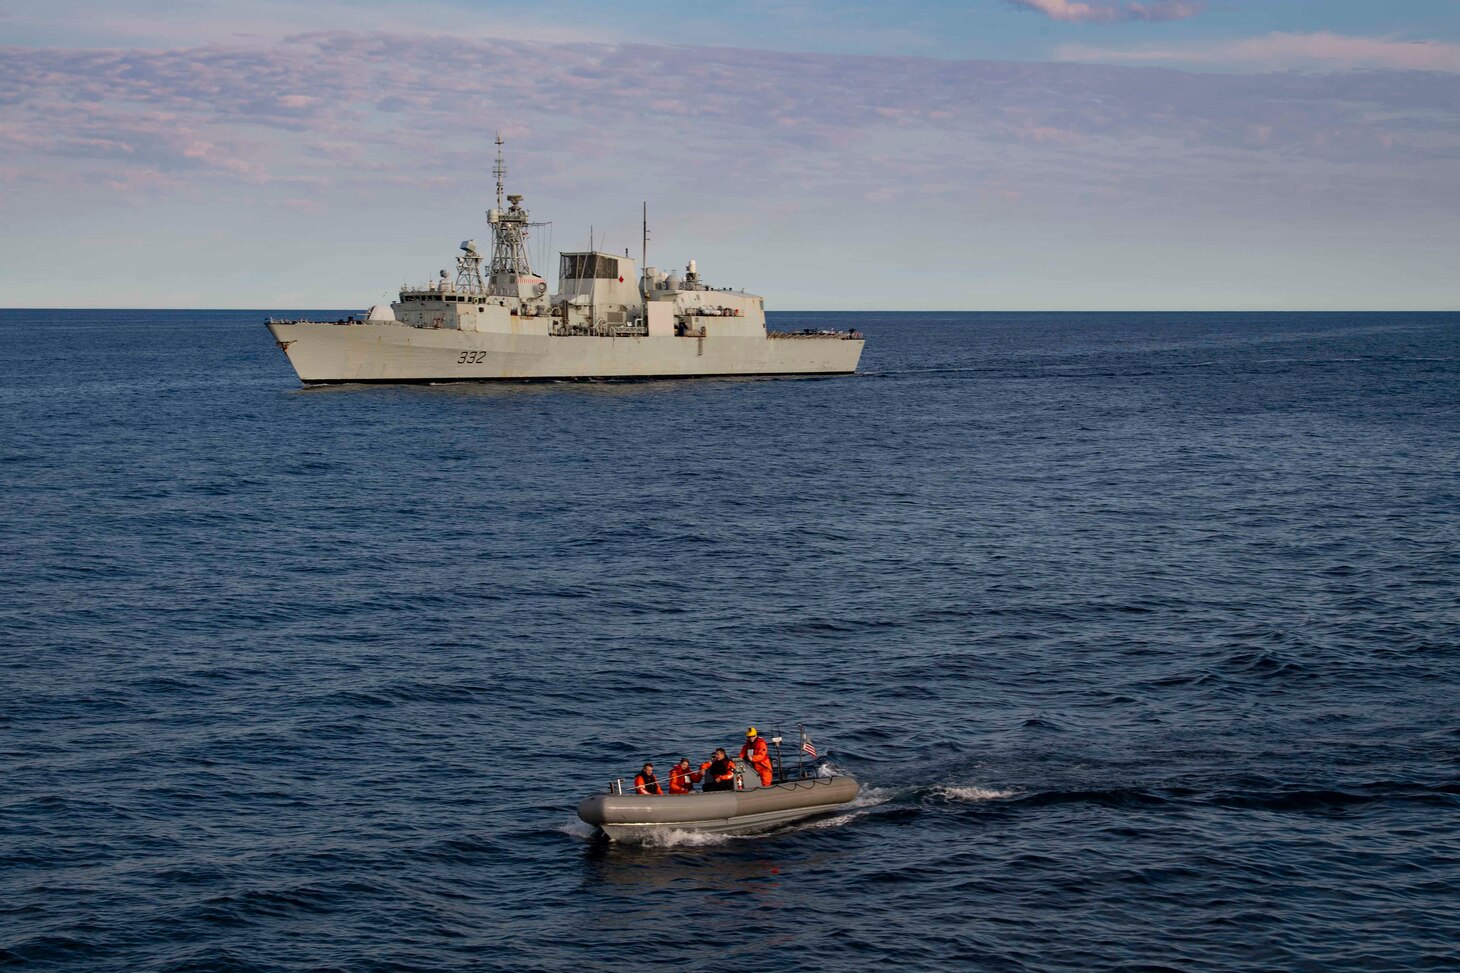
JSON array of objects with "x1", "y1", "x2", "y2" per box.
[{"x1": 746, "y1": 727, "x2": 758, "y2": 737}]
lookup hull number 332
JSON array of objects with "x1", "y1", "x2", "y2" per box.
[{"x1": 458, "y1": 351, "x2": 488, "y2": 364}]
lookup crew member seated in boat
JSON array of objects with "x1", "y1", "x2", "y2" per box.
[
  {"x1": 633, "y1": 763, "x2": 663, "y2": 795},
  {"x1": 739, "y1": 726, "x2": 775, "y2": 787},
  {"x1": 668, "y1": 757, "x2": 700, "y2": 795},
  {"x1": 700, "y1": 749, "x2": 737, "y2": 792}
]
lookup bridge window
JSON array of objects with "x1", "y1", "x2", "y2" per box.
[{"x1": 560, "y1": 254, "x2": 620, "y2": 279}]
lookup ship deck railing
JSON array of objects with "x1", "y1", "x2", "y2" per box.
[{"x1": 768, "y1": 329, "x2": 864, "y2": 340}]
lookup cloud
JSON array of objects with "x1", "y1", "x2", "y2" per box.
[
  {"x1": 4, "y1": 29, "x2": 1460, "y2": 309},
  {"x1": 1, "y1": 31, "x2": 1457, "y2": 220},
  {"x1": 1009, "y1": 0, "x2": 1203, "y2": 24},
  {"x1": 1058, "y1": 31, "x2": 1460, "y2": 73},
  {"x1": 3, "y1": 0, "x2": 623, "y2": 50}
]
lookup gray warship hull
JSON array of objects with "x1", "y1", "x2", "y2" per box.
[
  {"x1": 267, "y1": 319, "x2": 863, "y2": 384},
  {"x1": 577, "y1": 775, "x2": 860, "y2": 840}
]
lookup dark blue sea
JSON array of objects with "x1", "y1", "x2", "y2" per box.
[{"x1": 2, "y1": 309, "x2": 1458, "y2": 972}]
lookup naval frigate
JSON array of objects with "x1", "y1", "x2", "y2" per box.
[{"x1": 266, "y1": 139, "x2": 864, "y2": 385}]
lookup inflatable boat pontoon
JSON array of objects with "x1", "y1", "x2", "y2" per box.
[{"x1": 577, "y1": 774, "x2": 860, "y2": 841}]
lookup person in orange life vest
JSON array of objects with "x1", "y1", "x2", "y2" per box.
[
  {"x1": 633, "y1": 762, "x2": 663, "y2": 795},
  {"x1": 668, "y1": 757, "x2": 701, "y2": 795},
  {"x1": 700, "y1": 748, "x2": 737, "y2": 792},
  {"x1": 739, "y1": 726, "x2": 774, "y2": 787}
]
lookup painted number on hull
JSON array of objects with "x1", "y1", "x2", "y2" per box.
[{"x1": 458, "y1": 351, "x2": 487, "y2": 364}]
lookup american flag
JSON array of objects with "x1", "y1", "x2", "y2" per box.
[{"x1": 801, "y1": 728, "x2": 817, "y2": 758}]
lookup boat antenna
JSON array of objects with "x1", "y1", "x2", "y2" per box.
[
  {"x1": 641, "y1": 201, "x2": 649, "y2": 300},
  {"x1": 493, "y1": 131, "x2": 506, "y2": 213}
]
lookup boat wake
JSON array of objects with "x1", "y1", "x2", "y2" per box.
[
  {"x1": 636, "y1": 828, "x2": 736, "y2": 848},
  {"x1": 559, "y1": 815, "x2": 741, "y2": 846},
  {"x1": 932, "y1": 785, "x2": 1021, "y2": 802}
]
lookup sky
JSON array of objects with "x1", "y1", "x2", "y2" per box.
[{"x1": 2, "y1": 0, "x2": 1459, "y2": 309}]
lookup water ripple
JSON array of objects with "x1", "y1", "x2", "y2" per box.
[{"x1": 2, "y1": 310, "x2": 1458, "y2": 972}]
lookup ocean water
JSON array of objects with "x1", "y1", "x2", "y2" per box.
[{"x1": 2, "y1": 309, "x2": 1458, "y2": 972}]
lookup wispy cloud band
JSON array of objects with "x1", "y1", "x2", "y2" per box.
[
  {"x1": 1009, "y1": 0, "x2": 1203, "y2": 24},
  {"x1": 1, "y1": 31, "x2": 1456, "y2": 219},
  {"x1": 1059, "y1": 31, "x2": 1460, "y2": 73}
]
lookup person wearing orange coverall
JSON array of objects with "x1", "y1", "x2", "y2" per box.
[
  {"x1": 667, "y1": 757, "x2": 701, "y2": 794},
  {"x1": 739, "y1": 727, "x2": 775, "y2": 787}
]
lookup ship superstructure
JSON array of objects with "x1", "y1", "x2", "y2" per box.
[{"x1": 266, "y1": 138, "x2": 863, "y2": 384}]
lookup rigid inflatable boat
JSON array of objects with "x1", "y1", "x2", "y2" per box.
[{"x1": 577, "y1": 773, "x2": 860, "y2": 841}]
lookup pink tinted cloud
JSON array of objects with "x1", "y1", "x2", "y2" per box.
[
  {"x1": 1, "y1": 32, "x2": 1457, "y2": 214},
  {"x1": 1058, "y1": 31, "x2": 1460, "y2": 72},
  {"x1": 1009, "y1": 0, "x2": 1203, "y2": 24}
]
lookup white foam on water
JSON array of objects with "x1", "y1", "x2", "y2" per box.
[
  {"x1": 809, "y1": 761, "x2": 897, "y2": 809},
  {"x1": 559, "y1": 818, "x2": 739, "y2": 848},
  {"x1": 798, "y1": 811, "x2": 863, "y2": 831},
  {"x1": 558, "y1": 818, "x2": 598, "y2": 840},
  {"x1": 933, "y1": 785, "x2": 1019, "y2": 802},
  {"x1": 848, "y1": 784, "x2": 896, "y2": 808},
  {"x1": 636, "y1": 827, "x2": 735, "y2": 848}
]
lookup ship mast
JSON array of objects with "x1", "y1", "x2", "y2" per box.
[
  {"x1": 493, "y1": 131, "x2": 505, "y2": 214},
  {"x1": 455, "y1": 239, "x2": 485, "y2": 293},
  {"x1": 487, "y1": 134, "x2": 545, "y2": 294},
  {"x1": 641, "y1": 201, "x2": 649, "y2": 300}
]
